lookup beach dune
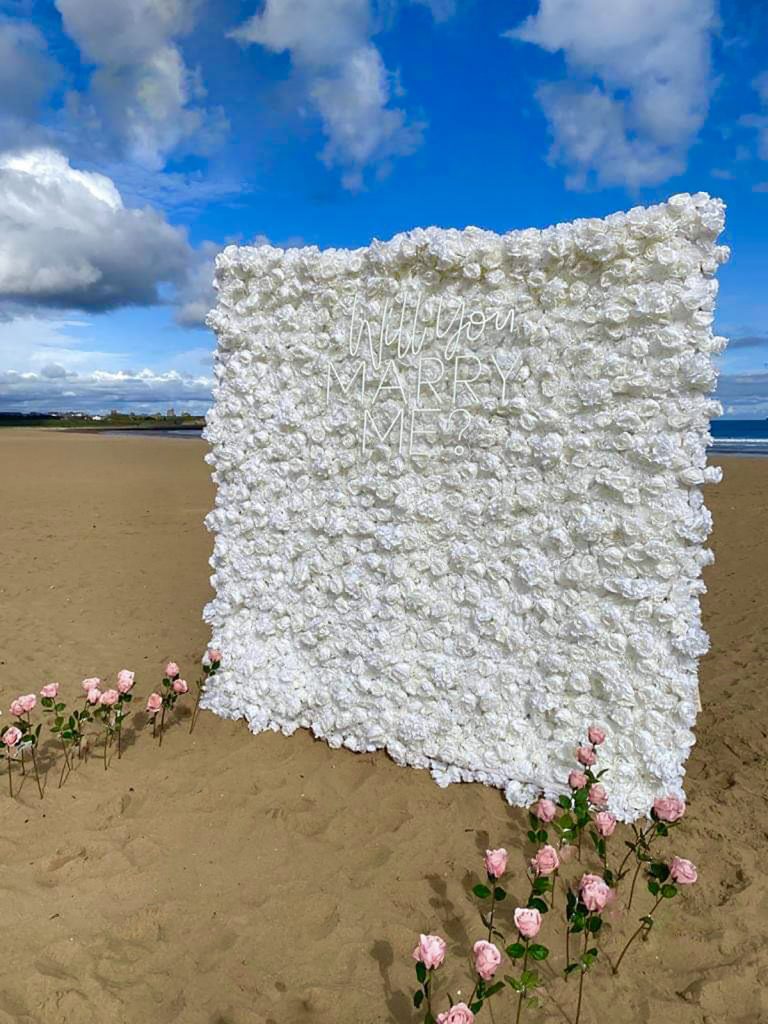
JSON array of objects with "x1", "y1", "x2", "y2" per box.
[{"x1": 0, "y1": 429, "x2": 766, "y2": 1024}]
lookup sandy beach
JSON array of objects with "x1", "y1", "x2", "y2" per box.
[{"x1": 0, "y1": 428, "x2": 766, "y2": 1024}]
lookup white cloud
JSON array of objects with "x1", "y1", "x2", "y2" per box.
[
  {"x1": 231, "y1": 0, "x2": 423, "y2": 189},
  {"x1": 0, "y1": 17, "x2": 60, "y2": 120},
  {"x1": 0, "y1": 148, "x2": 191, "y2": 310},
  {"x1": 506, "y1": 0, "x2": 717, "y2": 189},
  {"x1": 0, "y1": 366, "x2": 212, "y2": 412},
  {"x1": 55, "y1": 0, "x2": 226, "y2": 169}
]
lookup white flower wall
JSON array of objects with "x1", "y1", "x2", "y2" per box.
[{"x1": 202, "y1": 193, "x2": 728, "y2": 820}]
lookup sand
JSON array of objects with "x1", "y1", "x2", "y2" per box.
[{"x1": 0, "y1": 428, "x2": 765, "y2": 1024}]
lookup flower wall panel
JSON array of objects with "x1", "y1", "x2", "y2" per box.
[{"x1": 202, "y1": 193, "x2": 728, "y2": 819}]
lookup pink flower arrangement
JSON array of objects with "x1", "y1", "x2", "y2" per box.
[
  {"x1": 407, "y1": 724, "x2": 699, "y2": 1024},
  {"x1": 148, "y1": 661, "x2": 190, "y2": 745}
]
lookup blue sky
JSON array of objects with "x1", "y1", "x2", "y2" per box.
[{"x1": 0, "y1": 0, "x2": 767, "y2": 416}]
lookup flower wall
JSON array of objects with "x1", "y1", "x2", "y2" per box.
[{"x1": 202, "y1": 193, "x2": 728, "y2": 819}]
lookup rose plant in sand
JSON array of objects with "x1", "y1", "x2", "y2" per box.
[
  {"x1": 190, "y1": 649, "x2": 221, "y2": 734},
  {"x1": 408, "y1": 725, "x2": 698, "y2": 1024},
  {"x1": 7, "y1": 693, "x2": 43, "y2": 798},
  {"x1": 146, "y1": 662, "x2": 189, "y2": 745}
]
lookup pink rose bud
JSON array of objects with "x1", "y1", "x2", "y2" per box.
[
  {"x1": 87, "y1": 688, "x2": 102, "y2": 705},
  {"x1": 202, "y1": 649, "x2": 222, "y2": 668},
  {"x1": 99, "y1": 689, "x2": 119, "y2": 707},
  {"x1": 579, "y1": 873, "x2": 612, "y2": 912},
  {"x1": 569, "y1": 770, "x2": 587, "y2": 790},
  {"x1": 472, "y1": 940, "x2": 501, "y2": 981},
  {"x1": 483, "y1": 848, "x2": 508, "y2": 879},
  {"x1": 534, "y1": 798, "x2": 557, "y2": 823},
  {"x1": 82, "y1": 677, "x2": 101, "y2": 693},
  {"x1": 40, "y1": 683, "x2": 59, "y2": 699},
  {"x1": 576, "y1": 745, "x2": 597, "y2": 767},
  {"x1": 9, "y1": 699, "x2": 25, "y2": 717},
  {"x1": 116, "y1": 670, "x2": 135, "y2": 693},
  {"x1": 530, "y1": 844, "x2": 560, "y2": 876},
  {"x1": 146, "y1": 693, "x2": 163, "y2": 715},
  {"x1": 513, "y1": 907, "x2": 542, "y2": 939},
  {"x1": 587, "y1": 725, "x2": 606, "y2": 745},
  {"x1": 594, "y1": 812, "x2": 616, "y2": 837},
  {"x1": 652, "y1": 795, "x2": 686, "y2": 823},
  {"x1": 165, "y1": 662, "x2": 180, "y2": 679},
  {"x1": 588, "y1": 784, "x2": 608, "y2": 808},
  {"x1": 669, "y1": 857, "x2": 697, "y2": 885},
  {"x1": 436, "y1": 1004, "x2": 474, "y2": 1024},
  {"x1": 2, "y1": 726, "x2": 22, "y2": 747},
  {"x1": 172, "y1": 678, "x2": 189, "y2": 695},
  {"x1": 411, "y1": 933, "x2": 447, "y2": 970}
]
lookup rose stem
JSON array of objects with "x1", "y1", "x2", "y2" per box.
[
  {"x1": 30, "y1": 746, "x2": 43, "y2": 799},
  {"x1": 20, "y1": 748, "x2": 25, "y2": 775},
  {"x1": 515, "y1": 939, "x2": 530, "y2": 1024},
  {"x1": 104, "y1": 725, "x2": 109, "y2": 771},
  {"x1": 7, "y1": 751, "x2": 13, "y2": 798},
  {"x1": 190, "y1": 684, "x2": 201, "y2": 734},
  {"x1": 486, "y1": 887, "x2": 497, "y2": 941},
  {"x1": 612, "y1": 895, "x2": 663, "y2": 974},
  {"x1": 58, "y1": 746, "x2": 70, "y2": 789},
  {"x1": 575, "y1": 931, "x2": 588, "y2": 1024},
  {"x1": 159, "y1": 704, "x2": 166, "y2": 747},
  {"x1": 627, "y1": 861, "x2": 643, "y2": 910}
]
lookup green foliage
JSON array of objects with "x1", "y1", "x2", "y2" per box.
[
  {"x1": 506, "y1": 942, "x2": 526, "y2": 959},
  {"x1": 493, "y1": 886, "x2": 506, "y2": 901},
  {"x1": 661, "y1": 884, "x2": 678, "y2": 899},
  {"x1": 528, "y1": 897, "x2": 549, "y2": 914},
  {"x1": 473, "y1": 883, "x2": 491, "y2": 900},
  {"x1": 415, "y1": 962, "x2": 427, "y2": 984},
  {"x1": 528, "y1": 944, "x2": 548, "y2": 961},
  {"x1": 413, "y1": 991, "x2": 423, "y2": 1009}
]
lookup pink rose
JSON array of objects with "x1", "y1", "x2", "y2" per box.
[
  {"x1": 513, "y1": 907, "x2": 542, "y2": 939},
  {"x1": 587, "y1": 725, "x2": 606, "y2": 745},
  {"x1": 2, "y1": 726, "x2": 22, "y2": 747},
  {"x1": 116, "y1": 670, "x2": 135, "y2": 693},
  {"x1": 146, "y1": 693, "x2": 163, "y2": 715},
  {"x1": 172, "y1": 678, "x2": 189, "y2": 695},
  {"x1": 588, "y1": 784, "x2": 608, "y2": 808},
  {"x1": 576, "y1": 745, "x2": 597, "y2": 767},
  {"x1": 669, "y1": 857, "x2": 697, "y2": 885},
  {"x1": 594, "y1": 812, "x2": 616, "y2": 837},
  {"x1": 534, "y1": 798, "x2": 557, "y2": 823},
  {"x1": 165, "y1": 662, "x2": 180, "y2": 679},
  {"x1": 82, "y1": 677, "x2": 101, "y2": 693},
  {"x1": 483, "y1": 848, "x2": 508, "y2": 879},
  {"x1": 569, "y1": 770, "x2": 587, "y2": 790},
  {"x1": 530, "y1": 844, "x2": 560, "y2": 876},
  {"x1": 202, "y1": 649, "x2": 222, "y2": 668},
  {"x1": 472, "y1": 940, "x2": 501, "y2": 981},
  {"x1": 87, "y1": 688, "x2": 102, "y2": 705},
  {"x1": 579, "y1": 873, "x2": 612, "y2": 913},
  {"x1": 412, "y1": 933, "x2": 446, "y2": 970},
  {"x1": 20, "y1": 694, "x2": 37, "y2": 713},
  {"x1": 9, "y1": 699, "x2": 25, "y2": 717},
  {"x1": 99, "y1": 689, "x2": 119, "y2": 707},
  {"x1": 652, "y1": 795, "x2": 686, "y2": 823},
  {"x1": 40, "y1": 683, "x2": 59, "y2": 699},
  {"x1": 436, "y1": 1004, "x2": 474, "y2": 1024}
]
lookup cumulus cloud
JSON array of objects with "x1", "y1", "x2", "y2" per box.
[
  {"x1": 231, "y1": 0, "x2": 423, "y2": 189},
  {"x1": 0, "y1": 366, "x2": 212, "y2": 413},
  {"x1": 506, "y1": 0, "x2": 717, "y2": 189},
  {"x1": 0, "y1": 148, "x2": 191, "y2": 310},
  {"x1": 0, "y1": 17, "x2": 60, "y2": 120},
  {"x1": 55, "y1": 0, "x2": 226, "y2": 169},
  {"x1": 741, "y1": 71, "x2": 768, "y2": 162}
]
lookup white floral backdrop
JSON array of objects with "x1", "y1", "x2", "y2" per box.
[{"x1": 202, "y1": 193, "x2": 728, "y2": 819}]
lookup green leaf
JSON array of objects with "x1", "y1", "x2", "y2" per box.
[
  {"x1": 415, "y1": 962, "x2": 427, "y2": 984},
  {"x1": 504, "y1": 975, "x2": 522, "y2": 991},
  {"x1": 425, "y1": 1012, "x2": 436, "y2": 1024},
  {"x1": 587, "y1": 916, "x2": 602, "y2": 933},
  {"x1": 648, "y1": 880, "x2": 661, "y2": 896},
  {"x1": 485, "y1": 982, "x2": 505, "y2": 997},
  {"x1": 413, "y1": 991, "x2": 423, "y2": 1009},
  {"x1": 527, "y1": 829, "x2": 537, "y2": 842},
  {"x1": 661, "y1": 884, "x2": 678, "y2": 899},
  {"x1": 655, "y1": 822, "x2": 669, "y2": 836},
  {"x1": 564, "y1": 963, "x2": 580, "y2": 976},
  {"x1": 521, "y1": 969, "x2": 538, "y2": 988},
  {"x1": 469, "y1": 1002, "x2": 483, "y2": 1014},
  {"x1": 493, "y1": 886, "x2": 506, "y2": 901},
  {"x1": 532, "y1": 876, "x2": 551, "y2": 894},
  {"x1": 41, "y1": 697, "x2": 53, "y2": 708},
  {"x1": 581, "y1": 951, "x2": 597, "y2": 967},
  {"x1": 558, "y1": 795, "x2": 571, "y2": 809},
  {"x1": 473, "y1": 883, "x2": 492, "y2": 900},
  {"x1": 536, "y1": 829, "x2": 548, "y2": 842},
  {"x1": 528, "y1": 897, "x2": 549, "y2": 914},
  {"x1": 506, "y1": 942, "x2": 526, "y2": 959},
  {"x1": 528, "y1": 944, "x2": 549, "y2": 961},
  {"x1": 649, "y1": 862, "x2": 670, "y2": 880}
]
